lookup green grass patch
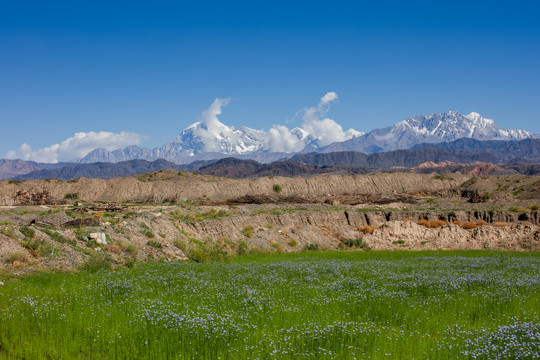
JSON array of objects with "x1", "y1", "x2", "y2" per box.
[{"x1": 0, "y1": 251, "x2": 538, "y2": 359}]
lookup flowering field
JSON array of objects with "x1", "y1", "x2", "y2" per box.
[{"x1": 0, "y1": 251, "x2": 539, "y2": 359}]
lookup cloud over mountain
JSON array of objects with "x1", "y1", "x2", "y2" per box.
[{"x1": 5, "y1": 131, "x2": 143, "y2": 163}]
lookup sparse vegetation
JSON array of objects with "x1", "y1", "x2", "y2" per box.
[
  {"x1": 272, "y1": 184, "x2": 282, "y2": 193},
  {"x1": 7, "y1": 251, "x2": 27, "y2": 264},
  {"x1": 64, "y1": 193, "x2": 79, "y2": 200},
  {"x1": 393, "y1": 239, "x2": 406, "y2": 245},
  {"x1": 418, "y1": 219, "x2": 446, "y2": 228},
  {"x1": 0, "y1": 228, "x2": 18, "y2": 240},
  {"x1": 19, "y1": 226, "x2": 35, "y2": 238},
  {"x1": 433, "y1": 174, "x2": 454, "y2": 181},
  {"x1": 146, "y1": 241, "x2": 163, "y2": 248},
  {"x1": 41, "y1": 228, "x2": 76, "y2": 245},
  {"x1": 302, "y1": 243, "x2": 319, "y2": 251},
  {"x1": 339, "y1": 238, "x2": 369, "y2": 250},
  {"x1": 287, "y1": 238, "x2": 298, "y2": 247},
  {"x1": 242, "y1": 225, "x2": 254, "y2": 238}
]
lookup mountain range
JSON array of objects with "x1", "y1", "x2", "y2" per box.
[
  {"x1": 78, "y1": 111, "x2": 538, "y2": 164},
  {"x1": 5, "y1": 138, "x2": 540, "y2": 181}
]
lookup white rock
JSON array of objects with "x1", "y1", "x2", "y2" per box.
[
  {"x1": 89, "y1": 232, "x2": 108, "y2": 245},
  {"x1": 0, "y1": 281, "x2": 4, "y2": 286}
]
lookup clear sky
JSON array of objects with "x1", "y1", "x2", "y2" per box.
[{"x1": 1, "y1": 0, "x2": 539, "y2": 161}]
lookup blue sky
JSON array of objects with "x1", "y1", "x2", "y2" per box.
[{"x1": 1, "y1": 0, "x2": 539, "y2": 161}]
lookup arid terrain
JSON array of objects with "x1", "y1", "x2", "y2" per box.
[{"x1": 1, "y1": 170, "x2": 539, "y2": 273}]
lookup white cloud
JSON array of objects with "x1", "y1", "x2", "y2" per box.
[
  {"x1": 301, "y1": 92, "x2": 361, "y2": 147},
  {"x1": 267, "y1": 125, "x2": 305, "y2": 153},
  {"x1": 5, "y1": 131, "x2": 142, "y2": 163},
  {"x1": 192, "y1": 97, "x2": 235, "y2": 153}
]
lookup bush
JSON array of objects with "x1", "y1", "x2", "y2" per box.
[
  {"x1": 237, "y1": 240, "x2": 248, "y2": 255},
  {"x1": 74, "y1": 229, "x2": 89, "y2": 241},
  {"x1": 146, "y1": 241, "x2": 163, "y2": 248},
  {"x1": 80, "y1": 254, "x2": 113, "y2": 272},
  {"x1": 494, "y1": 222, "x2": 510, "y2": 227},
  {"x1": 242, "y1": 226, "x2": 254, "y2": 238},
  {"x1": 141, "y1": 229, "x2": 155, "y2": 238},
  {"x1": 64, "y1": 193, "x2": 79, "y2": 201},
  {"x1": 272, "y1": 184, "x2": 283, "y2": 193},
  {"x1": 303, "y1": 243, "x2": 319, "y2": 251},
  {"x1": 530, "y1": 205, "x2": 539, "y2": 211},
  {"x1": 287, "y1": 238, "x2": 298, "y2": 247},
  {"x1": 393, "y1": 240, "x2": 406, "y2": 245},
  {"x1": 125, "y1": 244, "x2": 137, "y2": 255},
  {"x1": 1, "y1": 228, "x2": 18, "y2": 240},
  {"x1": 340, "y1": 238, "x2": 370, "y2": 250},
  {"x1": 20, "y1": 226, "x2": 35, "y2": 238},
  {"x1": 7, "y1": 251, "x2": 27, "y2": 264}
]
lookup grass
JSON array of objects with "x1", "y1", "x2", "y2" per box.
[
  {"x1": 418, "y1": 219, "x2": 446, "y2": 228},
  {"x1": 146, "y1": 240, "x2": 163, "y2": 248},
  {"x1": 242, "y1": 225, "x2": 254, "y2": 238},
  {"x1": 0, "y1": 251, "x2": 537, "y2": 359},
  {"x1": 171, "y1": 208, "x2": 232, "y2": 223}
]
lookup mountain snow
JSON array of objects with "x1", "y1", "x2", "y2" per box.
[
  {"x1": 79, "y1": 110, "x2": 536, "y2": 164},
  {"x1": 321, "y1": 111, "x2": 537, "y2": 153}
]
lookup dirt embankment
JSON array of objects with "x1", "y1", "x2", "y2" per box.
[
  {"x1": 0, "y1": 171, "x2": 469, "y2": 205},
  {"x1": 1, "y1": 207, "x2": 538, "y2": 273},
  {"x1": 1, "y1": 172, "x2": 539, "y2": 273}
]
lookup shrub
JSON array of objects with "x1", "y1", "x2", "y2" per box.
[
  {"x1": 287, "y1": 238, "x2": 298, "y2": 247},
  {"x1": 80, "y1": 254, "x2": 113, "y2": 272},
  {"x1": 508, "y1": 206, "x2": 526, "y2": 212},
  {"x1": 8, "y1": 180, "x2": 22, "y2": 185},
  {"x1": 393, "y1": 240, "x2": 406, "y2": 245},
  {"x1": 74, "y1": 229, "x2": 89, "y2": 241},
  {"x1": 141, "y1": 229, "x2": 155, "y2": 238},
  {"x1": 476, "y1": 220, "x2": 488, "y2": 226},
  {"x1": 0, "y1": 228, "x2": 18, "y2": 240},
  {"x1": 237, "y1": 239, "x2": 248, "y2": 255},
  {"x1": 494, "y1": 222, "x2": 510, "y2": 227},
  {"x1": 242, "y1": 226, "x2": 254, "y2": 238},
  {"x1": 125, "y1": 244, "x2": 137, "y2": 255},
  {"x1": 340, "y1": 238, "x2": 369, "y2": 250},
  {"x1": 7, "y1": 252, "x2": 27, "y2": 264},
  {"x1": 146, "y1": 241, "x2": 163, "y2": 248},
  {"x1": 303, "y1": 243, "x2": 319, "y2": 251},
  {"x1": 433, "y1": 174, "x2": 454, "y2": 181},
  {"x1": 418, "y1": 219, "x2": 446, "y2": 228},
  {"x1": 272, "y1": 184, "x2": 283, "y2": 193},
  {"x1": 530, "y1": 205, "x2": 539, "y2": 211},
  {"x1": 20, "y1": 226, "x2": 35, "y2": 238},
  {"x1": 64, "y1": 193, "x2": 79, "y2": 201}
]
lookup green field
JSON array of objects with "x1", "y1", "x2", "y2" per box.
[{"x1": 0, "y1": 251, "x2": 539, "y2": 359}]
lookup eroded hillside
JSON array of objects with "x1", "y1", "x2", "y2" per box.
[{"x1": 0, "y1": 172, "x2": 539, "y2": 273}]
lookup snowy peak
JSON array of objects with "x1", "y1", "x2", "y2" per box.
[{"x1": 322, "y1": 111, "x2": 537, "y2": 154}]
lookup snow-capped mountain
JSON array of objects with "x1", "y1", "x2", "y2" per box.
[
  {"x1": 79, "y1": 110, "x2": 537, "y2": 164},
  {"x1": 321, "y1": 111, "x2": 537, "y2": 153},
  {"x1": 79, "y1": 119, "x2": 333, "y2": 164}
]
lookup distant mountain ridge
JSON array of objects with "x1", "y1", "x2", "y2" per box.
[
  {"x1": 77, "y1": 111, "x2": 537, "y2": 164},
  {"x1": 6, "y1": 138, "x2": 540, "y2": 181},
  {"x1": 321, "y1": 111, "x2": 537, "y2": 153}
]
